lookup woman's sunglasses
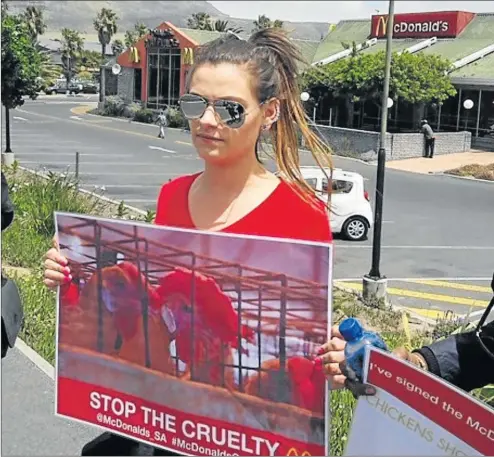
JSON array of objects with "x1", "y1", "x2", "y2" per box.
[{"x1": 178, "y1": 93, "x2": 248, "y2": 129}]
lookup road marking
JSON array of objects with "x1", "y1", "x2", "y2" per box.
[
  {"x1": 70, "y1": 115, "x2": 83, "y2": 121},
  {"x1": 13, "y1": 116, "x2": 29, "y2": 121},
  {"x1": 148, "y1": 145, "x2": 177, "y2": 153},
  {"x1": 17, "y1": 153, "x2": 131, "y2": 157},
  {"x1": 19, "y1": 161, "x2": 164, "y2": 166},
  {"x1": 176, "y1": 140, "x2": 193, "y2": 146},
  {"x1": 336, "y1": 281, "x2": 490, "y2": 308},
  {"x1": 405, "y1": 279, "x2": 492, "y2": 293},
  {"x1": 335, "y1": 276, "x2": 493, "y2": 282},
  {"x1": 403, "y1": 307, "x2": 459, "y2": 320}
]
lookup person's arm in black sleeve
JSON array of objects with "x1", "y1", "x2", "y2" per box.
[
  {"x1": 1, "y1": 172, "x2": 14, "y2": 231},
  {"x1": 414, "y1": 320, "x2": 494, "y2": 391}
]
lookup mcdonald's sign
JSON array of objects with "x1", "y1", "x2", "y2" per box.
[
  {"x1": 183, "y1": 47, "x2": 194, "y2": 65},
  {"x1": 286, "y1": 448, "x2": 312, "y2": 456},
  {"x1": 128, "y1": 46, "x2": 140, "y2": 64},
  {"x1": 370, "y1": 11, "x2": 472, "y2": 39}
]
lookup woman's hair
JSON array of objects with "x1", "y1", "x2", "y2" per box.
[{"x1": 187, "y1": 28, "x2": 333, "y2": 205}]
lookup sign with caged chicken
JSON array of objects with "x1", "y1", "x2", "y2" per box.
[{"x1": 54, "y1": 212, "x2": 333, "y2": 456}]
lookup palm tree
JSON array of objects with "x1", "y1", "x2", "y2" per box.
[
  {"x1": 210, "y1": 20, "x2": 243, "y2": 34},
  {"x1": 93, "y1": 7, "x2": 118, "y2": 102},
  {"x1": 252, "y1": 14, "x2": 283, "y2": 32},
  {"x1": 56, "y1": 28, "x2": 84, "y2": 90},
  {"x1": 134, "y1": 22, "x2": 148, "y2": 38},
  {"x1": 21, "y1": 5, "x2": 46, "y2": 41},
  {"x1": 187, "y1": 12, "x2": 212, "y2": 30},
  {"x1": 111, "y1": 39, "x2": 124, "y2": 56}
]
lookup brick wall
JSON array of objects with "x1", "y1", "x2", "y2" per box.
[
  {"x1": 117, "y1": 67, "x2": 135, "y2": 103},
  {"x1": 309, "y1": 125, "x2": 472, "y2": 161}
]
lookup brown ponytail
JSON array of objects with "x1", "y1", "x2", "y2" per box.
[
  {"x1": 248, "y1": 28, "x2": 333, "y2": 207},
  {"x1": 189, "y1": 28, "x2": 333, "y2": 207}
]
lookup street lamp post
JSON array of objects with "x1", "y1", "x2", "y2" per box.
[
  {"x1": 463, "y1": 99, "x2": 474, "y2": 131},
  {"x1": 362, "y1": 0, "x2": 395, "y2": 305}
]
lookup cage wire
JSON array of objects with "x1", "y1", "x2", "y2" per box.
[{"x1": 59, "y1": 217, "x2": 329, "y2": 399}]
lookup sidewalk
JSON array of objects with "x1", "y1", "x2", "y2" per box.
[
  {"x1": 386, "y1": 150, "x2": 494, "y2": 174},
  {"x1": 2, "y1": 346, "x2": 99, "y2": 456}
]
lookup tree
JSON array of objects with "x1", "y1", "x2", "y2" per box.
[
  {"x1": 1, "y1": 14, "x2": 42, "y2": 152},
  {"x1": 21, "y1": 5, "x2": 46, "y2": 41},
  {"x1": 209, "y1": 19, "x2": 243, "y2": 33},
  {"x1": 302, "y1": 50, "x2": 456, "y2": 127},
  {"x1": 252, "y1": 14, "x2": 283, "y2": 31},
  {"x1": 124, "y1": 23, "x2": 149, "y2": 49},
  {"x1": 55, "y1": 28, "x2": 84, "y2": 90},
  {"x1": 187, "y1": 12, "x2": 212, "y2": 30},
  {"x1": 93, "y1": 7, "x2": 118, "y2": 102},
  {"x1": 111, "y1": 39, "x2": 124, "y2": 56}
]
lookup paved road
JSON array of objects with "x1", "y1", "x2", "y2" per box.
[
  {"x1": 4, "y1": 98, "x2": 493, "y2": 318},
  {"x1": 2, "y1": 346, "x2": 99, "y2": 455},
  {"x1": 1, "y1": 97, "x2": 493, "y2": 456}
]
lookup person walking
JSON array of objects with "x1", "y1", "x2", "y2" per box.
[
  {"x1": 421, "y1": 119, "x2": 435, "y2": 158},
  {"x1": 157, "y1": 106, "x2": 169, "y2": 139}
]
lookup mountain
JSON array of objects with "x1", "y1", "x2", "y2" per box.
[{"x1": 6, "y1": 0, "x2": 330, "y2": 41}]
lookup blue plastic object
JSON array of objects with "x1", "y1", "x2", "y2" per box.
[{"x1": 339, "y1": 317, "x2": 388, "y2": 380}]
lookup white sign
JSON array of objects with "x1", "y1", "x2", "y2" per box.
[{"x1": 345, "y1": 347, "x2": 494, "y2": 456}]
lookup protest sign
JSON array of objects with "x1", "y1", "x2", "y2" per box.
[
  {"x1": 54, "y1": 213, "x2": 333, "y2": 456},
  {"x1": 345, "y1": 347, "x2": 494, "y2": 456}
]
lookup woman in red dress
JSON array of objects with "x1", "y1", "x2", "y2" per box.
[{"x1": 43, "y1": 27, "x2": 346, "y2": 456}]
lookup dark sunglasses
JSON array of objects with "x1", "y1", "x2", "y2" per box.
[{"x1": 178, "y1": 93, "x2": 248, "y2": 128}]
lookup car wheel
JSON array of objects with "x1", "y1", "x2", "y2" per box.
[{"x1": 342, "y1": 216, "x2": 368, "y2": 241}]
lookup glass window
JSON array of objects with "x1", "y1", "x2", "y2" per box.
[
  {"x1": 331, "y1": 179, "x2": 353, "y2": 194},
  {"x1": 305, "y1": 178, "x2": 318, "y2": 190}
]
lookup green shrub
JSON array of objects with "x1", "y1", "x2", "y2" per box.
[
  {"x1": 101, "y1": 95, "x2": 126, "y2": 117},
  {"x1": 7, "y1": 168, "x2": 106, "y2": 238},
  {"x1": 167, "y1": 106, "x2": 188, "y2": 129},
  {"x1": 15, "y1": 270, "x2": 57, "y2": 365},
  {"x1": 134, "y1": 108, "x2": 155, "y2": 124}
]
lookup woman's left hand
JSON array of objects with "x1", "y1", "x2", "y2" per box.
[{"x1": 315, "y1": 325, "x2": 347, "y2": 389}]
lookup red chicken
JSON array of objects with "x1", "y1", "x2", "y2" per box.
[
  {"x1": 66, "y1": 262, "x2": 173, "y2": 373},
  {"x1": 155, "y1": 267, "x2": 255, "y2": 388},
  {"x1": 244, "y1": 356, "x2": 327, "y2": 416}
]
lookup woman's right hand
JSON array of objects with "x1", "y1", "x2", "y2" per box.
[{"x1": 43, "y1": 236, "x2": 71, "y2": 289}]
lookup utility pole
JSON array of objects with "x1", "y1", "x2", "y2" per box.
[{"x1": 363, "y1": 0, "x2": 394, "y2": 305}]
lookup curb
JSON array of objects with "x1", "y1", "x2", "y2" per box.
[
  {"x1": 431, "y1": 171, "x2": 494, "y2": 184},
  {"x1": 18, "y1": 166, "x2": 148, "y2": 216},
  {"x1": 15, "y1": 337, "x2": 55, "y2": 380},
  {"x1": 77, "y1": 107, "x2": 190, "y2": 134}
]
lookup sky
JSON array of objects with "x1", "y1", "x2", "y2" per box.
[{"x1": 208, "y1": 1, "x2": 494, "y2": 23}]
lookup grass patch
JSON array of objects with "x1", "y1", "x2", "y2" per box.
[{"x1": 445, "y1": 163, "x2": 494, "y2": 181}]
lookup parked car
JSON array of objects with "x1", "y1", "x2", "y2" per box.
[
  {"x1": 81, "y1": 80, "x2": 99, "y2": 94},
  {"x1": 277, "y1": 166, "x2": 373, "y2": 241},
  {"x1": 44, "y1": 82, "x2": 82, "y2": 95}
]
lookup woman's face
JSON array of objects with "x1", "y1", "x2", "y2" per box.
[{"x1": 187, "y1": 62, "x2": 276, "y2": 166}]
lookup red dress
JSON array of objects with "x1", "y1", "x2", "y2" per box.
[
  {"x1": 60, "y1": 174, "x2": 332, "y2": 300},
  {"x1": 155, "y1": 173, "x2": 332, "y2": 242}
]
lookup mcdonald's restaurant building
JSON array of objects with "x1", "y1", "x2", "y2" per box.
[
  {"x1": 116, "y1": 13, "x2": 494, "y2": 149},
  {"x1": 116, "y1": 22, "x2": 217, "y2": 109}
]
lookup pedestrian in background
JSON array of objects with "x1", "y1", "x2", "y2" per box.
[
  {"x1": 421, "y1": 119, "x2": 435, "y2": 158},
  {"x1": 157, "y1": 106, "x2": 169, "y2": 139}
]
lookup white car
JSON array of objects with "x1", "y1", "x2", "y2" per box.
[{"x1": 298, "y1": 166, "x2": 374, "y2": 241}]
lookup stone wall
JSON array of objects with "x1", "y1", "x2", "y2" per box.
[
  {"x1": 117, "y1": 67, "x2": 135, "y2": 103},
  {"x1": 309, "y1": 125, "x2": 472, "y2": 161}
]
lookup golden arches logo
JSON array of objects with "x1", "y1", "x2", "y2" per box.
[
  {"x1": 286, "y1": 448, "x2": 312, "y2": 456},
  {"x1": 183, "y1": 47, "x2": 194, "y2": 65},
  {"x1": 128, "y1": 46, "x2": 140, "y2": 64},
  {"x1": 375, "y1": 15, "x2": 389, "y2": 37}
]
